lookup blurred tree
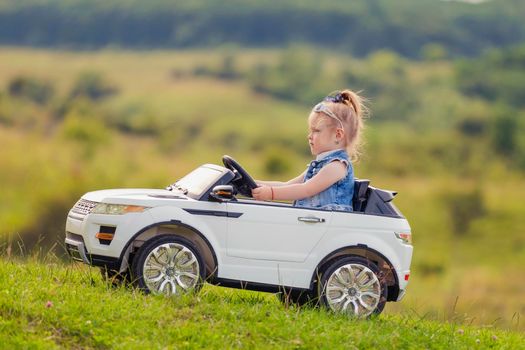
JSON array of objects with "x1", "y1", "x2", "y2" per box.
[
  {"x1": 344, "y1": 50, "x2": 417, "y2": 122},
  {"x1": 491, "y1": 108, "x2": 518, "y2": 157},
  {"x1": 19, "y1": 195, "x2": 80, "y2": 254},
  {"x1": 247, "y1": 46, "x2": 327, "y2": 104},
  {"x1": 108, "y1": 103, "x2": 162, "y2": 136},
  {"x1": 69, "y1": 71, "x2": 118, "y2": 101},
  {"x1": 250, "y1": 62, "x2": 270, "y2": 94},
  {"x1": 61, "y1": 109, "x2": 110, "y2": 159},
  {"x1": 218, "y1": 53, "x2": 240, "y2": 80},
  {"x1": 0, "y1": 92, "x2": 9, "y2": 125},
  {"x1": 455, "y1": 102, "x2": 491, "y2": 138},
  {"x1": 188, "y1": 51, "x2": 241, "y2": 80},
  {"x1": 456, "y1": 45, "x2": 525, "y2": 108},
  {"x1": 8, "y1": 76, "x2": 54, "y2": 105},
  {"x1": 368, "y1": 50, "x2": 405, "y2": 77},
  {"x1": 2, "y1": 0, "x2": 525, "y2": 58},
  {"x1": 457, "y1": 117, "x2": 486, "y2": 137},
  {"x1": 264, "y1": 147, "x2": 291, "y2": 176},
  {"x1": 192, "y1": 64, "x2": 214, "y2": 77},
  {"x1": 421, "y1": 43, "x2": 448, "y2": 61},
  {"x1": 445, "y1": 187, "x2": 486, "y2": 236}
]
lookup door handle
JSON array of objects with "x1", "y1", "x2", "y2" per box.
[{"x1": 298, "y1": 216, "x2": 326, "y2": 223}]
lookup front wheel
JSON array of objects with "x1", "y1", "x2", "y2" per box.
[
  {"x1": 319, "y1": 256, "x2": 387, "y2": 317},
  {"x1": 132, "y1": 235, "x2": 205, "y2": 296}
]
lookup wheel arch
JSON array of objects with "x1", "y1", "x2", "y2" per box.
[
  {"x1": 118, "y1": 220, "x2": 218, "y2": 280},
  {"x1": 310, "y1": 244, "x2": 400, "y2": 302}
]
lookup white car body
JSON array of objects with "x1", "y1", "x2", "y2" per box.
[{"x1": 65, "y1": 162, "x2": 413, "y2": 311}]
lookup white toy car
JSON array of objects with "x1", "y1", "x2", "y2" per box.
[{"x1": 65, "y1": 155, "x2": 412, "y2": 316}]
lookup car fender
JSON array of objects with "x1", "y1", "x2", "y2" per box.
[
  {"x1": 81, "y1": 210, "x2": 156, "y2": 258},
  {"x1": 131, "y1": 205, "x2": 225, "y2": 265},
  {"x1": 310, "y1": 230, "x2": 408, "y2": 280}
]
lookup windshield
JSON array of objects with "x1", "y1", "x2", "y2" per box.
[{"x1": 173, "y1": 165, "x2": 225, "y2": 199}]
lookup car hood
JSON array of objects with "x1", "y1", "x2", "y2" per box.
[{"x1": 82, "y1": 188, "x2": 190, "y2": 205}]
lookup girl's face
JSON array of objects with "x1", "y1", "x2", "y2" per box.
[{"x1": 307, "y1": 115, "x2": 342, "y2": 156}]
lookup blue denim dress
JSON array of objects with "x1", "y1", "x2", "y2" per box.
[{"x1": 295, "y1": 149, "x2": 354, "y2": 211}]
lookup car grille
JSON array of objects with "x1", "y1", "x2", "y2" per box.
[
  {"x1": 71, "y1": 199, "x2": 98, "y2": 216},
  {"x1": 65, "y1": 231, "x2": 88, "y2": 262}
]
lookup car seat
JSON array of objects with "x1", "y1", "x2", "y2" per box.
[{"x1": 352, "y1": 179, "x2": 370, "y2": 212}]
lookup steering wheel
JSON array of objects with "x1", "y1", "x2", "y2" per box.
[{"x1": 222, "y1": 155, "x2": 257, "y2": 197}]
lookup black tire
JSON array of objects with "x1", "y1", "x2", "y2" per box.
[
  {"x1": 131, "y1": 235, "x2": 205, "y2": 296},
  {"x1": 318, "y1": 256, "x2": 387, "y2": 317}
]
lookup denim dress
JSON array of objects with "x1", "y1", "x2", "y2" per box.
[{"x1": 295, "y1": 149, "x2": 354, "y2": 212}]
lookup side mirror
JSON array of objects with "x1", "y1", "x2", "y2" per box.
[{"x1": 209, "y1": 185, "x2": 236, "y2": 202}]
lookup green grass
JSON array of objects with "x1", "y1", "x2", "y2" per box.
[{"x1": 0, "y1": 258, "x2": 523, "y2": 349}]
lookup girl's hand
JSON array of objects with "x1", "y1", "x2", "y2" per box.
[{"x1": 252, "y1": 186, "x2": 273, "y2": 201}]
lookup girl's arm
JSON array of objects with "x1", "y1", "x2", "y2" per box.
[
  {"x1": 256, "y1": 170, "x2": 306, "y2": 187},
  {"x1": 252, "y1": 161, "x2": 346, "y2": 201}
]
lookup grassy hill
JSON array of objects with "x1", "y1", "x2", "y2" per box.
[
  {"x1": 1, "y1": 257, "x2": 524, "y2": 349},
  {"x1": 0, "y1": 47, "x2": 524, "y2": 332}
]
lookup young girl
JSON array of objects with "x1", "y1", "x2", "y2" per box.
[{"x1": 252, "y1": 89, "x2": 365, "y2": 211}]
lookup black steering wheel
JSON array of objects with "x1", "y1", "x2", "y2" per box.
[{"x1": 222, "y1": 155, "x2": 257, "y2": 197}]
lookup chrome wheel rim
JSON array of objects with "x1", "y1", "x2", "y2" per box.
[
  {"x1": 143, "y1": 243, "x2": 200, "y2": 296},
  {"x1": 325, "y1": 263, "x2": 381, "y2": 317}
]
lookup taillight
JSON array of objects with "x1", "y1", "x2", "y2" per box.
[{"x1": 395, "y1": 232, "x2": 412, "y2": 245}]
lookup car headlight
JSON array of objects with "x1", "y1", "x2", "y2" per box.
[{"x1": 91, "y1": 203, "x2": 149, "y2": 215}]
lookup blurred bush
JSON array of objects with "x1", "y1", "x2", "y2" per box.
[
  {"x1": 443, "y1": 186, "x2": 486, "y2": 236},
  {"x1": 217, "y1": 53, "x2": 241, "y2": 80},
  {"x1": 69, "y1": 71, "x2": 118, "y2": 101},
  {"x1": 421, "y1": 43, "x2": 448, "y2": 61},
  {"x1": 158, "y1": 121, "x2": 201, "y2": 154},
  {"x1": 191, "y1": 52, "x2": 241, "y2": 81},
  {"x1": 0, "y1": 92, "x2": 9, "y2": 125},
  {"x1": 456, "y1": 46, "x2": 525, "y2": 108},
  {"x1": 263, "y1": 147, "x2": 292, "y2": 176},
  {"x1": 19, "y1": 195, "x2": 80, "y2": 255},
  {"x1": 416, "y1": 261, "x2": 445, "y2": 277},
  {"x1": 8, "y1": 76, "x2": 54, "y2": 105},
  {"x1": 457, "y1": 117, "x2": 486, "y2": 137},
  {"x1": 249, "y1": 47, "x2": 326, "y2": 104},
  {"x1": 491, "y1": 108, "x2": 518, "y2": 157},
  {"x1": 108, "y1": 103, "x2": 163, "y2": 136},
  {"x1": 61, "y1": 110, "x2": 110, "y2": 159}
]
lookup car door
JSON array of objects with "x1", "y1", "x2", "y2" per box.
[{"x1": 226, "y1": 201, "x2": 332, "y2": 262}]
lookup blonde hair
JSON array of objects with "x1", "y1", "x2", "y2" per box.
[{"x1": 310, "y1": 89, "x2": 368, "y2": 161}]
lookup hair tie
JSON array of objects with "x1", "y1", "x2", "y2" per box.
[{"x1": 323, "y1": 91, "x2": 345, "y2": 104}]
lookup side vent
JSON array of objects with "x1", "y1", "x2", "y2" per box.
[{"x1": 96, "y1": 226, "x2": 116, "y2": 245}]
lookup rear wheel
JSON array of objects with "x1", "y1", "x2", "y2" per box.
[
  {"x1": 132, "y1": 235, "x2": 205, "y2": 296},
  {"x1": 319, "y1": 256, "x2": 387, "y2": 317}
]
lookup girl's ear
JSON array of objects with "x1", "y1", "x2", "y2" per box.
[{"x1": 335, "y1": 127, "x2": 345, "y2": 140}]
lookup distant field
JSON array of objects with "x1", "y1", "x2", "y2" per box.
[{"x1": 0, "y1": 47, "x2": 524, "y2": 331}]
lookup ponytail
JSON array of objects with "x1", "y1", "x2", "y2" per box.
[{"x1": 323, "y1": 89, "x2": 368, "y2": 161}]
